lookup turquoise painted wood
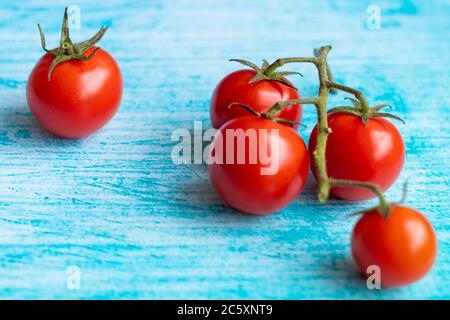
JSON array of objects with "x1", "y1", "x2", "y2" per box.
[{"x1": 0, "y1": 0, "x2": 449, "y2": 299}]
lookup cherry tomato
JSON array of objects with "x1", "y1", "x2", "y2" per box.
[
  {"x1": 26, "y1": 46, "x2": 123, "y2": 138},
  {"x1": 352, "y1": 205, "x2": 437, "y2": 287},
  {"x1": 210, "y1": 70, "x2": 302, "y2": 130},
  {"x1": 308, "y1": 112, "x2": 404, "y2": 201},
  {"x1": 208, "y1": 116, "x2": 309, "y2": 215}
]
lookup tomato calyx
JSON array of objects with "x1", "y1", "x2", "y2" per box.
[
  {"x1": 328, "y1": 178, "x2": 391, "y2": 218},
  {"x1": 349, "y1": 182, "x2": 409, "y2": 219},
  {"x1": 229, "y1": 59, "x2": 303, "y2": 89},
  {"x1": 350, "y1": 203, "x2": 392, "y2": 220},
  {"x1": 328, "y1": 97, "x2": 405, "y2": 125},
  {"x1": 228, "y1": 101, "x2": 304, "y2": 128},
  {"x1": 37, "y1": 7, "x2": 108, "y2": 80},
  {"x1": 228, "y1": 100, "x2": 305, "y2": 127}
]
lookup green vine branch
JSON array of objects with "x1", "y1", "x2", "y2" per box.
[{"x1": 262, "y1": 45, "x2": 392, "y2": 216}]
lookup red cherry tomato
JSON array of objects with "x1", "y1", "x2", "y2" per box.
[
  {"x1": 352, "y1": 205, "x2": 437, "y2": 287},
  {"x1": 208, "y1": 116, "x2": 309, "y2": 215},
  {"x1": 26, "y1": 46, "x2": 123, "y2": 138},
  {"x1": 308, "y1": 112, "x2": 404, "y2": 201},
  {"x1": 210, "y1": 69, "x2": 302, "y2": 130}
]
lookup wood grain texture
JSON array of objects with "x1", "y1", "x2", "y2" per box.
[{"x1": 0, "y1": 0, "x2": 449, "y2": 299}]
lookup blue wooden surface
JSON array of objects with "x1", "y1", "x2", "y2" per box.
[{"x1": 0, "y1": 0, "x2": 449, "y2": 299}]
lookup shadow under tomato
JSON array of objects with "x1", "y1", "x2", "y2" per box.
[
  {"x1": 176, "y1": 152, "x2": 267, "y2": 220},
  {"x1": 316, "y1": 249, "x2": 370, "y2": 291},
  {"x1": 0, "y1": 103, "x2": 101, "y2": 147}
]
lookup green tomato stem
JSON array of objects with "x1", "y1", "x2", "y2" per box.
[
  {"x1": 329, "y1": 179, "x2": 391, "y2": 218},
  {"x1": 265, "y1": 98, "x2": 320, "y2": 118},
  {"x1": 326, "y1": 81, "x2": 370, "y2": 113},
  {"x1": 37, "y1": 7, "x2": 108, "y2": 80},
  {"x1": 266, "y1": 45, "x2": 391, "y2": 216}
]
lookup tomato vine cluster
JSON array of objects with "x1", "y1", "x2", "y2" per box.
[
  {"x1": 25, "y1": 9, "x2": 437, "y2": 289},
  {"x1": 207, "y1": 46, "x2": 437, "y2": 288}
]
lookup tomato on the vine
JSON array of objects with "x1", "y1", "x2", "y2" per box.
[
  {"x1": 210, "y1": 60, "x2": 303, "y2": 130},
  {"x1": 208, "y1": 116, "x2": 309, "y2": 215},
  {"x1": 308, "y1": 112, "x2": 405, "y2": 201},
  {"x1": 352, "y1": 205, "x2": 437, "y2": 287},
  {"x1": 26, "y1": 8, "x2": 122, "y2": 139}
]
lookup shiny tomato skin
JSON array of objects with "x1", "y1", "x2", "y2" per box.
[
  {"x1": 210, "y1": 69, "x2": 302, "y2": 130},
  {"x1": 308, "y1": 113, "x2": 405, "y2": 201},
  {"x1": 352, "y1": 205, "x2": 437, "y2": 287},
  {"x1": 208, "y1": 116, "x2": 309, "y2": 215},
  {"x1": 26, "y1": 47, "x2": 123, "y2": 138}
]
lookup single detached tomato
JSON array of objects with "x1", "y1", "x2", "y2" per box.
[
  {"x1": 308, "y1": 112, "x2": 405, "y2": 201},
  {"x1": 26, "y1": 9, "x2": 122, "y2": 139},
  {"x1": 208, "y1": 116, "x2": 309, "y2": 215},
  {"x1": 210, "y1": 60, "x2": 302, "y2": 130},
  {"x1": 352, "y1": 205, "x2": 437, "y2": 287}
]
